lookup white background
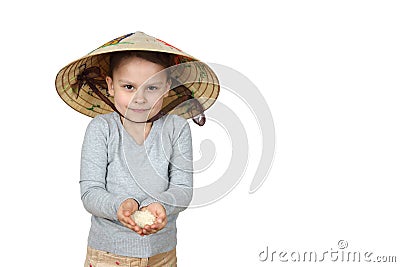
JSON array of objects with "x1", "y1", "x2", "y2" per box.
[{"x1": 1, "y1": 0, "x2": 399, "y2": 266}]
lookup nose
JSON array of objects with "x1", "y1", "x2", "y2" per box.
[{"x1": 132, "y1": 88, "x2": 146, "y2": 104}]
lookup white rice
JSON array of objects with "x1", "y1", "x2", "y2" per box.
[{"x1": 131, "y1": 210, "x2": 156, "y2": 228}]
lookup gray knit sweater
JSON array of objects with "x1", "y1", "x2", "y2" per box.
[{"x1": 80, "y1": 112, "x2": 193, "y2": 258}]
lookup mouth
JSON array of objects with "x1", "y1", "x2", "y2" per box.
[{"x1": 128, "y1": 108, "x2": 151, "y2": 113}]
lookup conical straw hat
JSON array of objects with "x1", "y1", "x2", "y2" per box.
[{"x1": 55, "y1": 31, "x2": 219, "y2": 126}]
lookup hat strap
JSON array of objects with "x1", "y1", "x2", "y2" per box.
[
  {"x1": 157, "y1": 89, "x2": 206, "y2": 126},
  {"x1": 85, "y1": 78, "x2": 126, "y2": 118}
]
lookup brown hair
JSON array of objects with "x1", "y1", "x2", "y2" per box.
[{"x1": 108, "y1": 51, "x2": 176, "y2": 78}]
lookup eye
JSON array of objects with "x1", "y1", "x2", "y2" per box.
[
  {"x1": 147, "y1": 85, "x2": 158, "y2": 91},
  {"x1": 123, "y1": 84, "x2": 135, "y2": 90}
]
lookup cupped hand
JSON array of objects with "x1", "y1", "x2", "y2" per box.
[
  {"x1": 117, "y1": 198, "x2": 142, "y2": 234},
  {"x1": 141, "y1": 202, "x2": 167, "y2": 235}
]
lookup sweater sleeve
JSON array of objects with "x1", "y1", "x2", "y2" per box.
[
  {"x1": 140, "y1": 120, "x2": 194, "y2": 216},
  {"x1": 79, "y1": 117, "x2": 138, "y2": 221}
]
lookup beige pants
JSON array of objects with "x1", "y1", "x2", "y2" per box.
[{"x1": 84, "y1": 246, "x2": 177, "y2": 267}]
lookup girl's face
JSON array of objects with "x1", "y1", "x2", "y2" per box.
[{"x1": 106, "y1": 56, "x2": 171, "y2": 123}]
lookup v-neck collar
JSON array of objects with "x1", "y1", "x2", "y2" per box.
[{"x1": 113, "y1": 112, "x2": 161, "y2": 148}]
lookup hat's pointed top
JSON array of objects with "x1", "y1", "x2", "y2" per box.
[{"x1": 88, "y1": 31, "x2": 191, "y2": 59}]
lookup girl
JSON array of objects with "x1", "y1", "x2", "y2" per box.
[{"x1": 55, "y1": 31, "x2": 219, "y2": 266}]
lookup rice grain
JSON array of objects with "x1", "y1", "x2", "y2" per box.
[{"x1": 131, "y1": 210, "x2": 156, "y2": 228}]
